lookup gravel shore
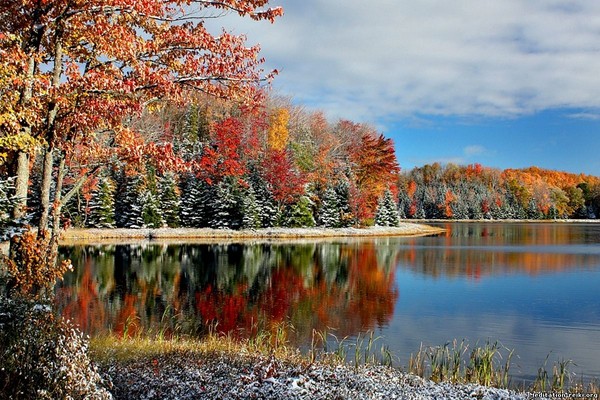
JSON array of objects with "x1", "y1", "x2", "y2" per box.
[{"x1": 101, "y1": 352, "x2": 549, "y2": 400}]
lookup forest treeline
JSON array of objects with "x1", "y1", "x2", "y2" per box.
[
  {"x1": 21, "y1": 95, "x2": 403, "y2": 231},
  {"x1": 17, "y1": 95, "x2": 598, "y2": 231},
  {"x1": 399, "y1": 164, "x2": 600, "y2": 220}
]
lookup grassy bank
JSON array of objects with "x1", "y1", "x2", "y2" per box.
[{"x1": 90, "y1": 326, "x2": 599, "y2": 397}]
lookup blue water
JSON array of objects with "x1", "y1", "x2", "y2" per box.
[{"x1": 57, "y1": 222, "x2": 600, "y2": 384}]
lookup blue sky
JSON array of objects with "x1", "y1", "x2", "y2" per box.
[{"x1": 208, "y1": 1, "x2": 600, "y2": 175}]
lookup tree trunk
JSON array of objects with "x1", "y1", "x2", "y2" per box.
[
  {"x1": 51, "y1": 155, "x2": 66, "y2": 235},
  {"x1": 38, "y1": 28, "x2": 64, "y2": 235},
  {"x1": 11, "y1": 51, "x2": 37, "y2": 220},
  {"x1": 37, "y1": 147, "x2": 54, "y2": 233},
  {"x1": 12, "y1": 151, "x2": 30, "y2": 220}
]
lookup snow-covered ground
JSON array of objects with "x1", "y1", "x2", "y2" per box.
[
  {"x1": 102, "y1": 352, "x2": 551, "y2": 400},
  {"x1": 60, "y1": 223, "x2": 445, "y2": 243}
]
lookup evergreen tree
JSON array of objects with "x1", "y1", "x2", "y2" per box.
[
  {"x1": 0, "y1": 178, "x2": 27, "y2": 240},
  {"x1": 115, "y1": 174, "x2": 144, "y2": 228},
  {"x1": 397, "y1": 189, "x2": 410, "y2": 220},
  {"x1": 86, "y1": 176, "x2": 116, "y2": 228},
  {"x1": 526, "y1": 198, "x2": 542, "y2": 219},
  {"x1": 158, "y1": 172, "x2": 181, "y2": 227},
  {"x1": 247, "y1": 166, "x2": 278, "y2": 228},
  {"x1": 179, "y1": 173, "x2": 208, "y2": 227},
  {"x1": 141, "y1": 190, "x2": 164, "y2": 228},
  {"x1": 241, "y1": 186, "x2": 261, "y2": 229},
  {"x1": 334, "y1": 180, "x2": 354, "y2": 227},
  {"x1": 318, "y1": 187, "x2": 340, "y2": 227},
  {"x1": 209, "y1": 178, "x2": 242, "y2": 229},
  {"x1": 139, "y1": 168, "x2": 164, "y2": 228},
  {"x1": 375, "y1": 189, "x2": 400, "y2": 226},
  {"x1": 285, "y1": 196, "x2": 315, "y2": 227}
]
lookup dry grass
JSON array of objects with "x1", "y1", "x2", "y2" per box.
[{"x1": 90, "y1": 331, "x2": 600, "y2": 396}]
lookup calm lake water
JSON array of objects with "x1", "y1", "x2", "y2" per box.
[{"x1": 56, "y1": 223, "x2": 600, "y2": 384}]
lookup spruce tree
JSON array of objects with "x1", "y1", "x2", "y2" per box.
[
  {"x1": 209, "y1": 178, "x2": 242, "y2": 229},
  {"x1": 247, "y1": 166, "x2": 277, "y2": 228},
  {"x1": 241, "y1": 186, "x2": 261, "y2": 229},
  {"x1": 115, "y1": 174, "x2": 144, "y2": 228},
  {"x1": 285, "y1": 196, "x2": 315, "y2": 227},
  {"x1": 141, "y1": 190, "x2": 164, "y2": 228},
  {"x1": 318, "y1": 187, "x2": 340, "y2": 228},
  {"x1": 0, "y1": 178, "x2": 27, "y2": 239},
  {"x1": 158, "y1": 172, "x2": 180, "y2": 227},
  {"x1": 86, "y1": 176, "x2": 116, "y2": 228},
  {"x1": 375, "y1": 189, "x2": 400, "y2": 226},
  {"x1": 334, "y1": 180, "x2": 354, "y2": 227},
  {"x1": 179, "y1": 173, "x2": 207, "y2": 227},
  {"x1": 139, "y1": 168, "x2": 164, "y2": 228}
]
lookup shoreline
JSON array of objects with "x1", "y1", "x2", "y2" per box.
[
  {"x1": 95, "y1": 342, "x2": 559, "y2": 400},
  {"x1": 59, "y1": 223, "x2": 445, "y2": 244}
]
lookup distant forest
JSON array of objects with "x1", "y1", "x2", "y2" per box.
[
  {"x1": 17, "y1": 95, "x2": 600, "y2": 230},
  {"x1": 398, "y1": 164, "x2": 600, "y2": 220}
]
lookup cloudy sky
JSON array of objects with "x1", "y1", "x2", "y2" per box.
[{"x1": 211, "y1": 1, "x2": 600, "y2": 175}]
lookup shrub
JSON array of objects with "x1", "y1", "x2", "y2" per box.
[
  {"x1": 4, "y1": 230, "x2": 71, "y2": 298},
  {"x1": 0, "y1": 296, "x2": 112, "y2": 399}
]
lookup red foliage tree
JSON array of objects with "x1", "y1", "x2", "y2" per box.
[
  {"x1": 261, "y1": 149, "x2": 305, "y2": 205},
  {"x1": 197, "y1": 117, "x2": 246, "y2": 183},
  {"x1": 1, "y1": 0, "x2": 283, "y2": 269}
]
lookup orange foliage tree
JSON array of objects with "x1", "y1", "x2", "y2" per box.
[
  {"x1": 349, "y1": 133, "x2": 400, "y2": 221},
  {"x1": 0, "y1": 0, "x2": 283, "y2": 279}
]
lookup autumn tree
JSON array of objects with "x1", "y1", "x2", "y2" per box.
[
  {"x1": 0, "y1": 0, "x2": 283, "y2": 275},
  {"x1": 267, "y1": 108, "x2": 290, "y2": 151},
  {"x1": 349, "y1": 132, "x2": 400, "y2": 222}
]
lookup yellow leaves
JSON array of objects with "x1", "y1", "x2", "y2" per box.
[
  {"x1": 0, "y1": 133, "x2": 40, "y2": 165},
  {"x1": 267, "y1": 108, "x2": 289, "y2": 151}
]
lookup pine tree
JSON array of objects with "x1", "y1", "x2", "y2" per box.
[
  {"x1": 285, "y1": 196, "x2": 315, "y2": 227},
  {"x1": 397, "y1": 190, "x2": 410, "y2": 219},
  {"x1": 141, "y1": 190, "x2": 164, "y2": 228},
  {"x1": 179, "y1": 173, "x2": 207, "y2": 227},
  {"x1": 158, "y1": 172, "x2": 180, "y2": 227},
  {"x1": 209, "y1": 178, "x2": 242, "y2": 229},
  {"x1": 115, "y1": 174, "x2": 144, "y2": 228},
  {"x1": 527, "y1": 198, "x2": 542, "y2": 219},
  {"x1": 241, "y1": 186, "x2": 261, "y2": 229},
  {"x1": 334, "y1": 180, "x2": 354, "y2": 227},
  {"x1": 318, "y1": 187, "x2": 340, "y2": 228},
  {"x1": 139, "y1": 169, "x2": 164, "y2": 228},
  {"x1": 86, "y1": 176, "x2": 116, "y2": 228},
  {"x1": 375, "y1": 189, "x2": 400, "y2": 226},
  {"x1": 0, "y1": 178, "x2": 27, "y2": 240},
  {"x1": 247, "y1": 166, "x2": 277, "y2": 228}
]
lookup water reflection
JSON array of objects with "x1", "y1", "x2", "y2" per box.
[
  {"x1": 400, "y1": 223, "x2": 600, "y2": 279},
  {"x1": 55, "y1": 223, "x2": 600, "y2": 381},
  {"x1": 56, "y1": 240, "x2": 400, "y2": 341}
]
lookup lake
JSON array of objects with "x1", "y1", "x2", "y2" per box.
[{"x1": 56, "y1": 222, "x2": 600, "y2": 384}]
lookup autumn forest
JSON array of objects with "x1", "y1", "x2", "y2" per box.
[
  {"x1": 2, "y1": 1, "x2": 600, "y2": 248},
  {"x1": 29, "y1": 98, "x2": 600, "y2": 233}
]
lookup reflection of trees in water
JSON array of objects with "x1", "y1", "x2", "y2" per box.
[
  {"x1": 55, "y1": 241, "x2": 400, "y2": 342},
  {"x1": 400, "y1": 223, "x2": 600, "y2": 279}
]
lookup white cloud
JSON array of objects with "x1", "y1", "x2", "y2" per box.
[
  {"x1": 463, "y1": 145, "x2": 486, "y2": 156},
  {"x1": 207, "y1": 1, "x2": 600, "y2": 123}
]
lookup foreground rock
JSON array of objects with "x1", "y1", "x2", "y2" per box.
[{"x1": 101, "y1": 352, "x2": 545, "y2": 400}]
